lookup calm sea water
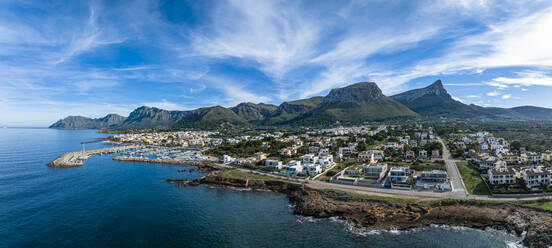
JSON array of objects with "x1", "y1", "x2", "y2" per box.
[{"x1": 0, "y1": 128, "x2": 524, "y2": 247}]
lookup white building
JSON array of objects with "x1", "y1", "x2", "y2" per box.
[
  {"x1": 418, "y1": 150, "x2": 428, "y2": 160},
  {"x1": 283, "y1": 160, "x2": 303, "y2": 175},
  {"x1": 495, "y1": 147, "x2": 509, "y2": 156},
  {"x1": 318, "y1": 155, "x2": 335, "y2": 169},
  {"x1": 265, "y1": 159, "x2": 283, "y2": 170},
  {"x1": 368, "y1": 150, "x2": 385, "y2": 160},
  {"x1": 363, "y1": 163, "x2": 388, "y2": 180},
  {"x1": 481, "y1": 143, "x2": 489, "y2": 151},
  {"x1": 418, "y1": 170, "x2": 447, "y2": 182},
  {"x1": 525, "y1": 152, "x2": 542, "y2": 164},
  {"x1": 318, "y1": 148, "x2": 330, "y2": 156},
  {"x1": 384, "y1": 142, "x2": 398, "y2": 149},
  {"x1": 358, "y1": 151, "x2": 374, "y2": 163},
  {"x1": 223, "y1": 155, "x2": 236, "y2": 164},
  {"x1": 305, "y1": 164, "x2": 323, "y2": 176},
  {"x1": 338, "y1": 146, "x2": 354, "y2": 156},
  {"x1": 388, "y1": 166, "x2": 410, "y2": 183},
  {"x1": 488, "y1": 166, "x2": 516, "y2": 185},
  {"x1": 523, "y1": 167, "x2": 551, "y2": 189},
  {"x1": 301, "y1": 154, "x2": 319, "y2": 164}
]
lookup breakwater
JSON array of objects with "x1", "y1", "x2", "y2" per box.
[
  {"x1": 112, "y1": 156, "x2": 213, "y2": 167},
  {"x1": 47, "y1": 145, "x2": 138, "y2": 168}
]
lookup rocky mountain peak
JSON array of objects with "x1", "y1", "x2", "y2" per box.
[
  {"x1": 391, "y1": 80, "x2": 450, "y2": 103},
  {"x1": 322, "y1": 82, "x2": 384, "y2": 105},
  {"x1": 424, "y1": 79, "x2": 447, "y2": 95}
]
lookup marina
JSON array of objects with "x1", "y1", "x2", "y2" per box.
[
  {"x1": 46, "y1": 145, "x2": 139, "y2": 168},
  {"x1": 118, "y1": 146, "x2": 210, "y2": 161},
  {"x1": 47, "y1": 144, "x2": 215, "y2": 168}
]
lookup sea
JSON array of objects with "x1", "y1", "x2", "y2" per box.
[{"x1": 0, "y1": 128, "x2": 524, "y2": 247}]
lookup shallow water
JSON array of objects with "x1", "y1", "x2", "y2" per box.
[{"x1": 0, "y1": 128, "x2": 523, "y2": 247}]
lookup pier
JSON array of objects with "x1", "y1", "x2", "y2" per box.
[{"x1": 47, "y1": 145, "x2": 139, "y2": 168}]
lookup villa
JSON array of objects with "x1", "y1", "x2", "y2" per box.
[
  {"x1": 523, "y1": 167, "x2": 551, "y2": 189},
  {"x1": 362, "y1": 162, "x2": 388, "y2": 180},
  {"x1": 488, "y1": 166, "x2": 517, "y2": 185},
  {"x1": 265, "y1": 159, "x2": 283, "y2": 170},
  {"x1": 388, "y1": 166, "x2": 410, "y2": 183},
  {"x1": 358, "y1": 151, "x2": 375, "y2": 163}
]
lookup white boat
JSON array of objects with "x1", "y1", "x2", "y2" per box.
[{"x1": 77, "y1": 155, "x2": 90, "y2": 160}]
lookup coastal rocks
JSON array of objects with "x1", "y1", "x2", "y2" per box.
[
  {"x1": 199, "y1": 176, "x2": 300, "y2": 193},
  {"x1": 165, "y1": 178, "x2": 202, "y2": 186},
  {"x1": 199, "y1": 175, "x2": 552, "y2": 248},
  {"x1": 165, "y1": 178, "x2": 188, "y2": 184},
  {"x1": 290, "y1": 189, "x2": 552, "y2": 248}
]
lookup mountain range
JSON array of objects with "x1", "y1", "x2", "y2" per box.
[{"x1": 49, "y1": 80, "x2": 552, "y2": 129}]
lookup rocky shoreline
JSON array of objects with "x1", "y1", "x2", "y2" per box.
[{"x1": 197, "y1": 174, "x2": 552, "y2": 248}]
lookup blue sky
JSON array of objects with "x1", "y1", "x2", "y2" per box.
[{"x1": 1, "y1": 0, "x2": 552, "y2": 126}]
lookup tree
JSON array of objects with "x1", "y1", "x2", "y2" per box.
[
  {"x1": 384, "y1": 147, "x2": 396, "y2": 158},
  {"x1": 357, "y1": 141, "x2": 368, "y2": 152},
  {"x1": 511, "y1": 141, "x2": 522, "y2": 151}
]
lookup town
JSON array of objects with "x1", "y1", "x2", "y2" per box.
[
  {"x1": 105, "y1": 123, "x2": 552, "y2": 197},
  {"x1": 105, "y1": 124, "x2": 454, "y2": 193}
]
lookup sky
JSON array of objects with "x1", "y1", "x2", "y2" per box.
[{"x1": 1, "y1": 0, "x2": 552, "y2": 126}]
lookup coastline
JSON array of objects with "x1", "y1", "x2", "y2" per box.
[
  {"x1": 45, "y1": 144, "x2": 552, "y2": 247},
  {"x1": 198, "y1": 173, "x2": 552, "y2": 248}
]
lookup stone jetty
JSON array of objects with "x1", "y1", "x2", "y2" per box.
[
  {"x1": 112, "y1": 156, "x2": 212, "y2": 167},
  {"x1": 47, "y1": 145, "x2": 138, "y2": 168}
]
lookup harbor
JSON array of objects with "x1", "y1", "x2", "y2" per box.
[
  {"x1": 46, "y1": 145, "x2": 139, "y2": 168},
  {"x1": 46, "y1": 145, "x2": 216, "y2": 168}
]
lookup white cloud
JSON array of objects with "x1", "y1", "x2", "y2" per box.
[
  {"x1": 200, "y1": 75, "x2": 270, "y2": 106},
  {"x1": 190, "y1": 0, "x2": 465, "y2": 98},
  {"x1": 142, "y1": 99, "x2": 187, "y2": 111},
  {"x1": 486, "y1": 81, "x2": 508, "y2": 89},
  {"x1": 191, "y1": 0, "x2": 320, "y2": 79},
  {"x1": 452, "y1": 96, "x2": 464, "y2": 103},
  {"x1": 521, "y1": 88, "x2": 529, "y2": 91},
  {"x1": 377, "y1": 4, "x2": 552, "y2": 92},
  {"x1": 189, "y1": 84, "x2": 206, "y2": 93},
  {"x1": 501, "y1": 94, "x2": 512, "y2": 99},
  {"x1": 492, "y1": 71, "x2": 552, "y2": 86},
  {"x1": 474, "y1": 7, "x2": 552, "y2": 68},
  {"x1": 487, "y1": 91, "x2": 500, "y2": 96},
  {"x1": 3, "y1": 0, "x2": 552, "y2": 125}
]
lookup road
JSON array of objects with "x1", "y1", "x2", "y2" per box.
[
  {"x1": 229, "y1": 165, "x2": 552, "y2": 201},
  {"x1": 437, "y1": 137, "x2": 468, "y2": 197},
  {"x1": 223, "y1": 163, "x2": 552, "y2": 202}
]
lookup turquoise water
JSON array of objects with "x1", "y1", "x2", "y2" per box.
[{"x1": 0, "y1": 128, "x2": 523, "y2": 247}]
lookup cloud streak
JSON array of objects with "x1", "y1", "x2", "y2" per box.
[{"x1": 2, "y1": 0, "x2": 552, "y2": 125}]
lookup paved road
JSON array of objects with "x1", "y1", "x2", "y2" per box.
[
  {"x1": 438, "y1": 137, "x2": 467, "y2": 196},
  {"x1": 219, "y1": 159, "x2": 552, "y2": 201}
]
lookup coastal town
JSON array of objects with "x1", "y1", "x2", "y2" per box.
[
  {"x1": 50, "y1": 123, "x2": 549, "y2": 199},
  {"x1": 42, "y1": 123, "x2": 552, "y2": 247}
]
